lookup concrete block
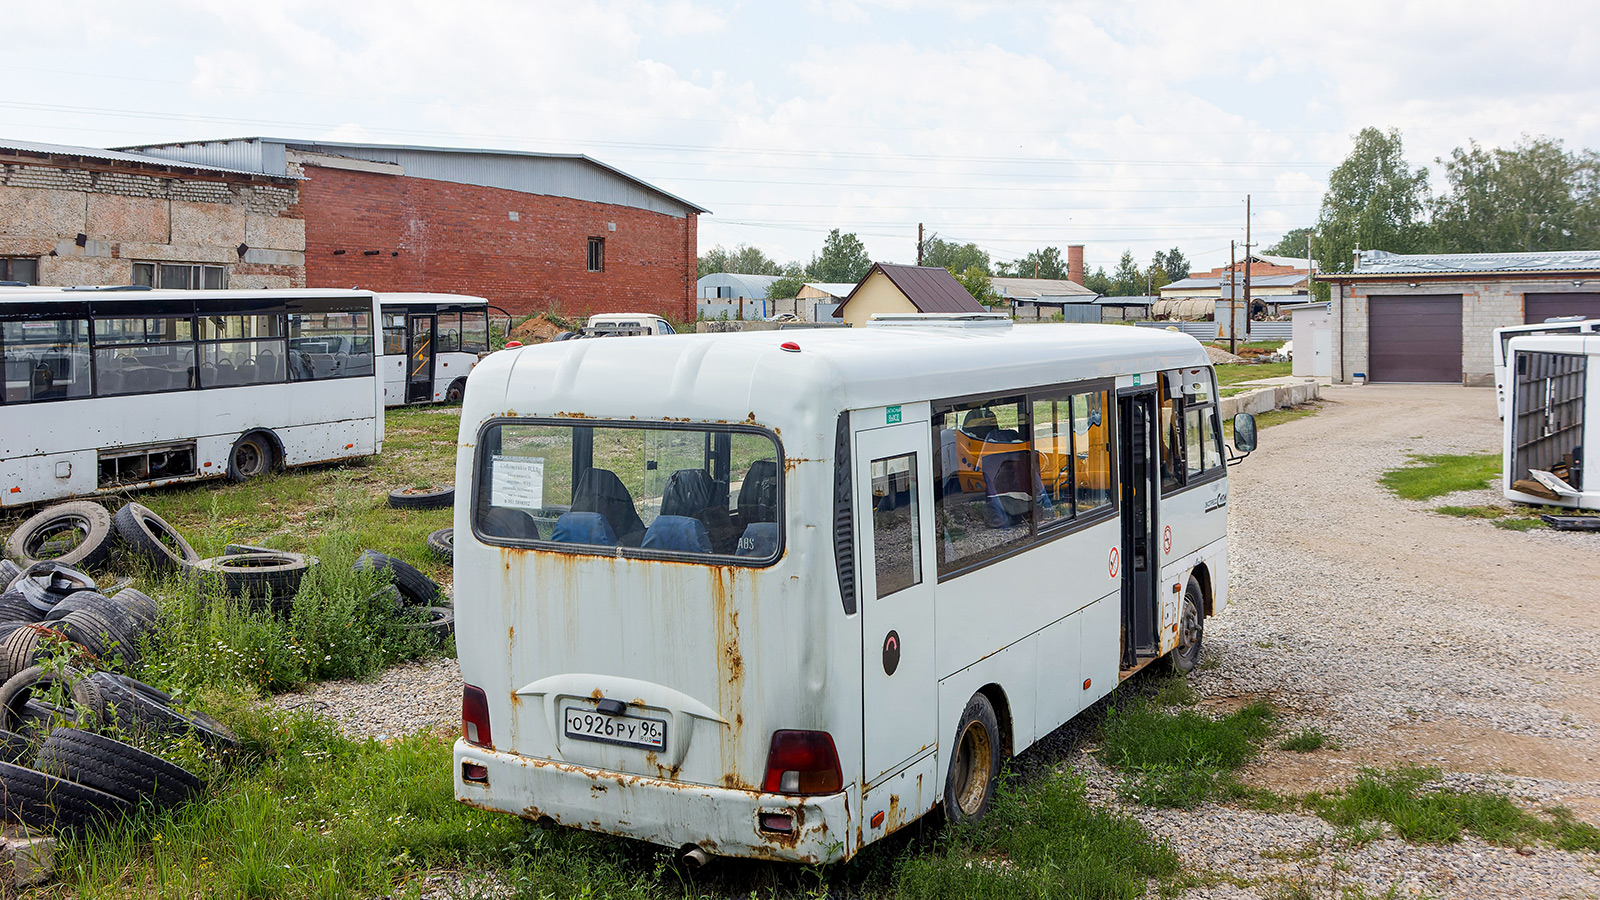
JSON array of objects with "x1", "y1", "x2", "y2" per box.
[
  {"x1": 242, "y1": 247, "x2": 303, "y2": 267},
  {"x1": 87, "y1": 194, "x2": 169, "y2": 243},
  {"x1": 244, "y1": 213, "x2": 305, "y2": 252},
  {"x1": 0, "y1": 187, "x2": 84, "y2": 239},
  {"x1": 170, "y1": 200, "x2": 245, "y2": 247},
  {"x1": 2, "y1": 825, "x2": 56, "y2": 888},
  {"x1": 40, "y1": 255, "x2": 131, "y2": 287}
]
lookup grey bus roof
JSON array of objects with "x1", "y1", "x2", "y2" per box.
[
  {"x1": 0, "y1": 138, "x2": 288, "y2": 179},
  {"x1": 117, "y1": 137, "x2": 707, "y2": 217}
]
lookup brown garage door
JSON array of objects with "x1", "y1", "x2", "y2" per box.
[
  {"x1": 1368, "y1": 295, "x2": 1462, "y2": 383},
  {"x1": 1526, "y1": 292, "x2": 1600, "y2": 323}
]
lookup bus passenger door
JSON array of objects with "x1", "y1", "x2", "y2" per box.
[
  {"x1": 1117, "y1": 389, "x2": 1160, "y2": 668},
  {"x1": 854, "y1": 418, "x2": 938, "y2": 789},
  {"x1": 407, "y1": 315, "x2": 434, "y2": 404}
]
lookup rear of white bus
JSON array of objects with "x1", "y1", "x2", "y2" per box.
[{"x1": 450, "y1": 360, "x2": 853, "y2": 861}]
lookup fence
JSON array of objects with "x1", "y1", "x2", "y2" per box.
[{"x1": 696, "y1": 300, "x2": 768, "y2": 321}]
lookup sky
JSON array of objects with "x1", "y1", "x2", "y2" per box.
[{"x1": 6, "y1": 0, "x2": 1600, "y2": 276}]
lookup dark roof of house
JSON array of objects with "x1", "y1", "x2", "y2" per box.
[{"x1": 838, "y1": 264, "x2": 986, "y2": 317}]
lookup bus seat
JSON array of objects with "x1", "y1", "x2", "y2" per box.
[
  {"x1": 734, "y1": 522, "x2": 778, "y2": 558},
  {"x1": 961, "y1": 407, "x2": 999, "y2": 440},
  {"x1": 257, "y1": 350, "x2": 278, "y2": 381},
  {"x1": 480, "y1": 507, "x2": 542, "y2": 541},
  {"x1": 981, "y1": 449, "x2": 1033, "y2": 526},
  {"x1": 736, "y1": 459, "x2": 779, "y2": 523},
  {"x1": 571, "y1": 468, "x2": 645, "y2": 546},
  {"x1": 696, "y1": 507, "x2": 741, "y2": 555},
  {"x1": 216, "y1": 359, "x2": 236, "y2": 385},
  {"x1": 551, "y1": 512, "x2": 617, "y2": 546},
  {"x1": 641, "y1": 515, "x2": 713, "y2": 554},
  {"x1": 660, "y1": 469, "x2": 714, "y2": 517},
  {"x1": 236, "y1": 362, "x2": 258, "y2": 384}
]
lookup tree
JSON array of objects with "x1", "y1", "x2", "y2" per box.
[
  {"x1": 1313, "y1": 127, "x2": 1431, "y2": 275},
  {"x1": 697, "y1": 243, "x2": 783, "y2": 278},
  {"x1": 1109, "y1": 250, "x2": 1143, "y2": 296},
  {"x1": 1430, "y1": 137, "x2": 1600, "y2": 253},
  {"x1": 1160, "y1": 247, "x2": 1190, "y2": 281},
  {"x1": 996, "y1": 247, "x2": 1068, "y2": 280},
  {"x1": 768, "y1": 275, "x2": 804, "y2": 299},
  {"x1": 1265, "y1": 227, "x2": 1316, "y2": 261},
  {"x1": 1083, "y1": 266, "x2": 1112, "y2": 295},
  {"x1": 806, "y1": 229, "x2": 873, "y2": 283},
  {"x1": 921, "y1": 234, "x2": 990, "y2": 274},
  {"x1": 950, "y1": 264, "x2": 998, "y2": 306},
  {"x1": 1145, "y1": 255, "x2": 1171, "y2": 293}
]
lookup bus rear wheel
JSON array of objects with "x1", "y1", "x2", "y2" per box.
[
  {"x1": 1169, "y1": 576, "x2": 1204, "y2": 675},
  {"x1": 227, "y1": 432, "x2": 276, "y2": 483},
  {"x1": 445, "y1": 378, "x2": 467, "y2": 403},
  {"x1": 943, "y1": 693, "x2": 1001, "y2": 824}
]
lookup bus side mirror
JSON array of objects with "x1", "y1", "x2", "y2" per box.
[{"x1": 1231, "y1": 413, "x2": 1258, "y2": 455}]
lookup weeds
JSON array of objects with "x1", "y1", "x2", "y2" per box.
[
  {"x1": 1279, "y1": 728, "x2": 1329, "y2": 753},
  {"x1": 1098, "y1": 700, "x2": 1275, "y2": 808},
  {"x1": 896, "y1": 774, "x2": 1179, "y2": 900},
  {"x1": 1379, "y1": 452, "x2": 1500, "y2": 501}
]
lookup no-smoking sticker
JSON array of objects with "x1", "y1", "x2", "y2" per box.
[
  {"x1": 1108, "y1": 546, "x2": 1120, "y2": 578},
  {"x1": 1163, "y1": 525, "x2": 1172, "y2": 555}
]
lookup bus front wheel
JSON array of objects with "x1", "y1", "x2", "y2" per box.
[
  {"x1": 228, "y1": 431, "x2": 277, "y2": 483},
  {"x1": 1169, "y1": 576, "x2": 1204, "y2": 675},
  {"x1": 943, "y1": 693, "x2": 1001, "y2": 824},
  {"x1": 445, "y1": 378, "x2": 467, "y2": 403}
]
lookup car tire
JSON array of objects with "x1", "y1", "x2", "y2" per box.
[
  {"x1": 0, "y1": 590, "x2": 44, "y2": 625},
  {"x1": 0, "y1": 728, "x2": 32, "y2": 764},
  {"x1": 0, "y1": 560, "x2": 21, "y2": 592},
  {"x1": 386, "y1": 485, "x2": 455, "y2": 510},
  {"x1": 352, "y1": 550, "x2": 439, "y2": 606},
  {"x1": 37, "y1": 727, "x2": 203, "y2": 809},
  {"x1": 943, "y1": 693, "x2": 1003, "y2": 825},
  {"x1": 445, "y1": 378, "x2": 467, "y2": 404},
  {"x1": 71, "y1": 672, "x2": 237, "y2": 752},
  {"x1": 0, "y1": 665, "x2": 81, "y2": 734},
  {"x1": 0, "y1": 625, "x2": 64, "y2": 685},
  {"x1": 0, "y1": 760, "x2": 132, "y2": 833},
  {"x1": 55, "y1": 607, "x2": 140, "y2": 667},
  {"x1": 400, "y1": 606, "x2": 455, "y2": 645},
  {"x1": 190, "y1": 553, "x2": 313, "y2": 611},
  {"x1": 227, "y1": 431, "x2": 277, "y2": 483},
  {"x1": 4, "y1": 502, "x2": 116, "y2": 569},
  {"x1": 1168, "y1": 577, "x2": 1204, "y2": 675},
  {"x1": 425, "y1": 528, "x2": 454, "y2": 563},
  {"x1": 112, "y1": 503, "x2": 199, "y2": 573}
]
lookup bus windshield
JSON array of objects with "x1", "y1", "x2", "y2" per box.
[{"x1": 473, "y1": 421, "x2": 782, "y2": 564}]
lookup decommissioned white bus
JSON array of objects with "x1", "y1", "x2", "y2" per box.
[
  {"x1": 451, "y1": 317, "x2": 1256, "y2": 863},
  {"x1": 0, "y1": 287, "x2": 382, "y2": 507},
  {"x1": 1503, "y1": 332, "x2": 1598, "y2": 510},
  {"x1": 1492, "y1": 318, "x2": 1600, "y2": 418},
  {"x1": 377, "y1": 293, "x2": 511, "y2": 406}
]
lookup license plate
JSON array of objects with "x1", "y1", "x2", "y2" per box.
[{"x1": 563, "y1": 706, "x2": 667, "y2": 750}]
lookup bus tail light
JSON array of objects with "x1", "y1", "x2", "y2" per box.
[
  {"x1": 762, "y1": 730, "x2": 841, "y2": 795},
  {"x1": 462, "y1": 684, "x2": 493, "y2": 748}
]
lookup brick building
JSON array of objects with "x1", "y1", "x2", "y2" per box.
[
  {"x1": 123, "y1": 138, "x2": 705, "y2": 321},
  {"x1": 0, "y1": 139, "x2": 304, "y2": 289},
  {"x1": 1319, "y1": 249, "x2": 1600, "y2": 385}
]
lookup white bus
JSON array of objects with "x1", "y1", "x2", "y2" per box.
[
  {"x1": 450, "y1": 318, "x2": 1256, "y2": 863},
  {"x1": 0, "y1": 287, "x2": 382, "y2": 508},
  {"x1": 1492, "y1": 318, "x2": 1600, "y2": 418},
  {"x1": 1503, "y1": 332, "x2": 1598, "y2": 510},
  {"x1": 377, "y1": 293, "x2": 511, "y2": 406}
]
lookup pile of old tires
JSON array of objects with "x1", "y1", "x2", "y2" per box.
[
  {"x1": 353, "y1": 550, "x2": 454, "y2": 646},
  {"x1": 5, "y1": 500, "x2": 317, "y2": 612},
  {"x1": 0, "y1": 668, "x2": 234, "y2": 832}
]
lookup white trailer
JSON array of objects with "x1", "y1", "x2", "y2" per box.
[
  {"x1": 450, "y1": 318, "x2": 1257, "y2": 863},
  {"x1": 1504, "y1": 333, "x2": 1599, "y2": 510}
]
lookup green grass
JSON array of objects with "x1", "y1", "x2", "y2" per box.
[
  {"x1": 895, "y1": 774, "x2": 1180, "y2": 900},
  {"x1": 1278, "y1": 728, "x2": 1329, "y2": 753},
  {"x1": 1215, "y1": 360, "x2": 1293, "y2": 387},
  {"x1": 1379, "y1": 452, "x2": 1501, "y2": 501},
  {"x1": 1306, "y1": 767, "x2": 1600, "y2": 850},
  {"x1": 1098, "y1": 699, "x2": 1276, "y2": 808}
]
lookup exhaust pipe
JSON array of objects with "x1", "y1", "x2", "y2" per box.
[{"x1": 678, "y1": 846, "x2": 711, "y2": 868}]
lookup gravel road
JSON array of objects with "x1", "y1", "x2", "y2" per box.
[{"x1": 282, "y1": 383, "x2": 1600, "y2": 898}]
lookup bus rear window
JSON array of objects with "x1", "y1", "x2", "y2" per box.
[{"x1": 473, "y1": 421, "x2": 783, "y2": 564}]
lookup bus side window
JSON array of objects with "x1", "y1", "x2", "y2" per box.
[
  {"x1": 1159, "y1": 371, "x2": 1184, "y2": 492},
  {"x1": 460, "y1": 310, "x2": 488, "y2": 353},
  {"x1": 931, "y1": 397, "x2": 1032, "y2": 575},
  {"x1": 1071, "y1": 392, "x2": 1112, "y2": 514},
  {"x1": 2, "y1": 318, "x2": 93, "y2": 403},
  {"x1": 870, "y1": 453, "x2": 921, "y2": 598}
]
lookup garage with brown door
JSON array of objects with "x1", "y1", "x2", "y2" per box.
[
  {"x1": 1367, "y1": 295, "x2": 1463, "y2": 383},
  {"x1": 1525, "y1": 293, "x2": 1600, "y2": 323}
]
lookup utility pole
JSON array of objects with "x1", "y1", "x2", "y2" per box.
[
  {"x1": 917, "y1": 223, "x2": 924, "y2": 266},
  {"x1": 1243, "y1": 194, "x2": 1252, "y2": 340},
  {"x1": 1228, "y1": 239, "x2": 1237, "y2": 355}
]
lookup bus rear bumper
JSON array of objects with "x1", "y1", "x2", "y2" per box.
[{"x1": 453, "y1": 740, "x2": 852, "y2": 863}]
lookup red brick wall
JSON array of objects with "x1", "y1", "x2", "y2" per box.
[{"x1": 300, "y1": 165, "x2": 696, "y2": 320}]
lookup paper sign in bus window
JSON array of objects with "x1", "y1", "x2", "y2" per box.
[{"x1": 491, "y1": 456, "x2": 545, "y2": 508}]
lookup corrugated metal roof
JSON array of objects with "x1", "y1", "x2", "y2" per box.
[
  {"x1": 1094, "y1": 295, "x2": 1156, "y2": 305},
  {"x1": 841, "y1": 264, "x2": 986, "y2": 316},
  {"x1": 1342, "y1": 249, "x2": 1600, "y2": 277},
  {"x1": 990, "y1": 276, "x2": 1096, "y2": 299},
  {"x1": 118, "y1": 136, "x2": 705, "y2": 216},
  {"x1": 697, "y1": 272, "x2": 783, "y2": 298},
  {"x1": 0, "y1": 138, "x2": 284, "y2": 178},
  {"x1": 800, "y1": 282, "x2": 858, "y2": 297}
]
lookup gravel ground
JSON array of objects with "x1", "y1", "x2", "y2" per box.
[{"x1": 282, "y1": 383, "x2": 1600, "y2": 898}]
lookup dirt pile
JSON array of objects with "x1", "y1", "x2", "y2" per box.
[
  {"x1": 509, "y1": 315, "x2": 573, "y2": 345},
  {"x1": 1205, "y1": 345, "x2": 1246, "y2": 364}
]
